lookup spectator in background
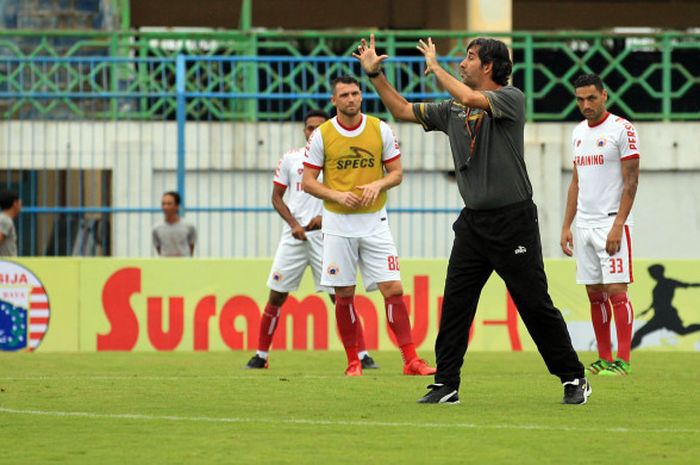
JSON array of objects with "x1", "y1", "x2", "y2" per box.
[
  {"x1": 152, "y1": 191, "x2": 196, "y2": 257},
  {"x1": 0, "y1": 190, "x2": 21, "y2": 257}
]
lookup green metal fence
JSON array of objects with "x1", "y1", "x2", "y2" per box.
[{"x1": 1, "y1": 29, "x2": 698, "y2": 121}]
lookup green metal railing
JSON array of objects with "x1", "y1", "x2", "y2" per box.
[{"x1": 1, "y1": 29, "x2": 698, "y2": 121}]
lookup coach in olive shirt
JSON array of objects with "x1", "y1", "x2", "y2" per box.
[
  {"x1": 354, "y1": 35, "x2": 589, "y2": 405},
  {"x1": 413, "y1": 86, "x2": 532, "y2": 210}
]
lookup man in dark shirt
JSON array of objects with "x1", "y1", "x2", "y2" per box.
[{"x1": 354, "y1": 35, "x2": 589, "y2": 404}]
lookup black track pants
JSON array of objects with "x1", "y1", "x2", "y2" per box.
[{"x1": 434, "y1": 200, "x2": 584, "y2": 390}]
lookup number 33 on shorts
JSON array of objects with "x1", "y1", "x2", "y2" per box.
[
  {"x1": 387, "y1": 255, "x2": 400, "y2": 271},
  {"x1": 608, "y1": 257, "x2": 624, "y2": 274}
]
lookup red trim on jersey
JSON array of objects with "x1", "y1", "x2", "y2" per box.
[
  {"x1": 624, "y1": 225, "x2": 634, "y2": 283},
  {"x1": 303, "y1": 161, "x2": 322, "y2": 170},
  {"x1": 382, "y1": 154, "x2": 401, "y2": 164},
  {"x1": 621, "y1": 154, "x2": 640, "y2": 161},
  {"x1": 336, "y1": 114, "x2": 363, "y2": 131},
  {"x1": 588, "y1": 111, "x2": 611, "y2": 128},
  {"x1": 273, "y1": 181, "x2": 287, "y2": 188}
]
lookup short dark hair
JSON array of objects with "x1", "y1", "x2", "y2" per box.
[
  {"x1": 574, "y1": 74, "x2": 605, "y2": 92},
  {"x1": 304, "y1": 109, "x2": 329, "y2": 124},
  {"x1": 330, "y1": 75, "x2": 360, "y2": 93},
  {"x1": 466, "y1": 38, "x2": 512, "y2": 86},
  {"x1": 0, "y1": 190, "x2": 19, "y2": 210},
  {"x1": 163, "y1": 191, "x2": 181, "y2": 206}
]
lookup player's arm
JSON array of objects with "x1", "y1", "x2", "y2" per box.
[
  {"x1": 271, "y1": 183, "x2": 307, "y2": 241},
  {"x1": 672, "y1": 279, "x2": 700, "y2": 289},
  {"x1": 417, "y1": 37, "x2": 490, "y2": 111},
  {"x1": 302, "y1": 166, "x2": 361, "y2": 210},
  {"x1": 357, "y1": 158, "x2": 403, "y2": 207},
  {"x1": 305, "y1": 215, "x2": 322, "y2": 232},
  {"x1": 353, "y1": 34, "x2": 418, "y2": 123},
  {"x1": 607, "y1": 158, "x2": 640, "y2": 255},
  {"x1": 560, "y1": 165, "x2": 579, "y2": 257}
]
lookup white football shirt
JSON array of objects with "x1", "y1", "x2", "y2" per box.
[
  {"x1": 571, "y1": 112, "x2": 640, "y2": 228},
  {"x1": 273, "y1": 147, "x2": 323, "y2": 235},
  {"x1": 304, "y1": 114, "x2": 401, "y2": 237}
]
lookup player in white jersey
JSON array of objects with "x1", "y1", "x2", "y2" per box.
[
  {"x1": 303, "y1": 75, "x2": 435, "y2": 377},
  {"x1": 561, "y1": 74, "x2": 640, "y2": 376},
  {"x1": 246, "y1": 110, "x2": 378, "y2": 370}
]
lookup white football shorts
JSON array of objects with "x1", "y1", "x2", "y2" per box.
[
  {"x1": 267, "y1": 230, "x2": 332, "y2": 293},
  {"x1": 320, "y1": 229, "x2": 401, "y2": 292},
  {"x1": 575, "y1": 225, "x2": 633, "y2": 285}
]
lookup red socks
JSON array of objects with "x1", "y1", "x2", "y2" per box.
[
  {"x1": 355, "y1": 316, "x2": 367, "y2": 354},
  {"x1": 384, "y1": 295, "x2": 417, "y2": 364},
  {"x1": 610, "y1": 293, "x2": 634, "y2": 363},
  {"x1": 335, "y1": 295, "x2": 359, "y2": 363},
  {"x1": 588, "y1": 291, "x2": 613, "y2": 362},
  {"x1": 257, "y1": 303, "x2": 281, "y2": 352}
]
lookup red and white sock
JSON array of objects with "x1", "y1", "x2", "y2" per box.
[
  {"x1": 336, "y1": 295, "x2": 359, "y2": 363},
  {"x1": 588, "y1": 291, "x2": 613, "y2": 362},
  {"x1": 610, "y1": 292, "x2": 634, "y2": 363},
  {"x1": 384, "y1": 295, "x2": 417, "y2": 364},
  {"x1": 257, "y1": 303, "x2": 281, "y2": 353}
]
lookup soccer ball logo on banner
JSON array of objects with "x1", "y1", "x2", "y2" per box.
[{"x1": 0, "y1": 261, "x2": 51, "y2": 352}]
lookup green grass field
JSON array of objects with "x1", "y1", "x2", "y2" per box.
[{"x1": 1, "y1": 351, "x2": 698, "y2": 465}]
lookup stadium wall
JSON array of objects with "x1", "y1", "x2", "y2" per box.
[
  {"x1": 1, "y1": 121, "x2": 698, "y2": 258},
  {"x1": 2, "y1": 258, "x2": 699, "y2": 354}
]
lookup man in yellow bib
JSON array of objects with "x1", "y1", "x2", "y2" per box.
[{"x1": 302, "y1": 75, "x2": 435, "y2": 377}]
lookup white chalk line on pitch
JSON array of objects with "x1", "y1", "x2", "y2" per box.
[
  {"x1": 0, "y1": 407, "x2": 697, "y2": 435},
  {"x1": 0, "y1": 375, "x2": 336, "y2": 381}
]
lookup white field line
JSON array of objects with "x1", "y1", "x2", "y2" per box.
[
  {"x1": 0, "y1": 407, "x2": 697, "y2": 435},
  {"x1": 0, "y1": 375, "x2": 335, "y2": 381}
]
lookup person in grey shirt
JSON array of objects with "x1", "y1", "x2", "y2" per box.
[
  {"x1": 152, "y1": 191, "x2": 196, "y2": 257},
  {"x1": 0, "y1": 190, "x2": 21, "y2": 257},
  {"x1": 355, "y1": 35, "x2": 588, "y2": 405}
]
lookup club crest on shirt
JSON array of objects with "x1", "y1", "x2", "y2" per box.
[
  {"x1": 596, "y1": 137, "x2": 607, "y2": 148},
  {"x1": 326, "y1": 264, "x2": 340, "y2": 276},
  {"x1": 0, "y1": 261, "x2": 51, "y2": 352},
  {"x1": 272, "y1": 271, "x2": 283, "y2": 282}
]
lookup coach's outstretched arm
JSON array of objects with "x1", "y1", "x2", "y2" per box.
[
  {"x1": 416, "y1": 37, "x2": 491, "y2": 111},
  {"x1": 353, "y1": 34, "x2": 418, "y2": 123}
]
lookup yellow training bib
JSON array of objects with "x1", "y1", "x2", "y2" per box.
[{"x1": 320, "y1": 116, "x2": 387, "y2": 214}]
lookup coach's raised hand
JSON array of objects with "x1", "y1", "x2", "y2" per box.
[
  {"x1": 353, "y1": 33, "x2": 389, "y2": 75},
  {"x1": 416, "y1": 37, "x2": 439, "y2": 76}
]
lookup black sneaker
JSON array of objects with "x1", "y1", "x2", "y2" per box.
[
  {"x1": 416, "y1": 384, "x2": 460, "y2": 404},
  {"x1": 245, "y1": 354, "x2": 269, "y2": 369},
  {"x1": 562, "y1": 377, "x2": 592, "y2": 405},
  {"x1": 361, "y1": 355, "x2": 380, "y2": 369}
]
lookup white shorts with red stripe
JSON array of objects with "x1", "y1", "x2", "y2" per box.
[
  {"x1": 575, "y1": 225, "x2": 633, "y2": 285},
  {"x1": 320, "y1": 230, "x2": 401, "y2": 292}
]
